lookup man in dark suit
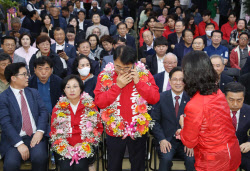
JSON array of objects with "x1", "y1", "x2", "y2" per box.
[
  {"x1": 138, "y1": 30, "x2": 155, "y2": 63},
  {"x1": 154, "y1": 52, "x2": 178, "y2": 93},
  {"x1": 6, "y1": 17, "x2": 30, "y2": 38},
  {"x1": 61, "y1": 6, "x2": 75, "y2": 24},
  {"x1": 173, "y1": 29, "x2": 193, "y2": 66},
  {"x1": 100, "y1": 7, "x2": 113, "y2": 30},
  {"x1": 0, "y1": 62, "x2": 49, "y2": 171},
  {"x1": 240, "y1": 72, "x2": 250, "y2": 105},
  {"x1": 50, "y1": 6, "x2": 67, "y2": 31},
  {"x1": 113, "y1": 0, "x2": 129, "y2": 20},
  {"x1": 151, "y1": 67, "x2": 195, "y2": 171},
  {"x1": 146, "y1": 36, "x2": 168, "y2": 75},
  {"x1": 241, "y1": 56, "x2": 250, "y2": 75},
  {"x1": 28, "y1": 57, "x2": 62, "y2": 114},
  {"x1": 211, "y1": 55, "x2": 234, "y2": 93},
  {"x1": 225, "y1": 82, "x2": 250, "y2": 171},
  {"x1": 17, "y1": 6, "x2": 32, "y2": 32},
  {"x1": 113, "y1": 22, "x2": 136, "y2": 50},
  {"x1": 167, "y1": 20, "x2": 185, "y2": 52},
  {"x1": 78, "y1": 10, "x2": 92, "y2": 32}
]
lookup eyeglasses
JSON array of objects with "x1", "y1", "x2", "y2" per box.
[
  {"x1": 171, "y1": 78, "x2": 183, "y2": 83},
  {"x1": 240, "y1": 37, "x2": 248, "y2": 41},
  {"x1": 0, "y1": 62, "x2": 11, "y2": 67},
  {"x1": 4, "y1": 43, "x2": 15, "y2": 47},
  {"x1": 65, "y1": 85, "x2": 80, "y2": 90},
  {"x1": 16, "y1": 72, "x2": 28, "y2": 77},
  {"x1": 115, "y1": 65, "x2": 133, "y2": 72}
]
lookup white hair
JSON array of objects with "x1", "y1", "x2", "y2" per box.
[
  {"x1": 164, "y1": 52, "x2": 178, "y2": 63},
  {"x1": 125, "y1": 17, "x2": 134, "y2": 23},
  {"x1": 210, "y1": 54, "x2": 224, "y2": 65}
]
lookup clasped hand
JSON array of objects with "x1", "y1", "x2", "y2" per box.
[{"x1": 116, "y1": 69, "x2": 140, "y2": 88}]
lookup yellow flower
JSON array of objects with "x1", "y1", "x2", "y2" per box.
[
  {"x1": 142, "y1": 127, "x2": 149, "y2": 134},
  {"x1": 88, "y1": 111, "x2": 96, "y2": 117},
  {"x1": 143, "y1": 113, "x2": 152, "y2": 121},
  {"x1": 101, "y1": 75, "x2": 109, "y2": 81},
  {"x1": 113, "y1": 128, "x2": 118, "y2": 134},
  {"x1": 57, "y1": 112, "x2": 66, "y2": 117},
  {"x1": 107, "y1": 116, "x2": 115, "y2": 125},
  {"x1": 82, "y1": 144, "x2": 91, "y2": 153},
  {"x1": 137, "y1": 118, "x2": 146, "y2": 125}
]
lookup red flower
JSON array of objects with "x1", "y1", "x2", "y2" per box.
[
  {"x1": 54, "y1": 138, "x2": 63, "y2": 145},
  {"x1": 103, "y1": 80, "x2": 113, "y2": 88},
  {"x1": 107, "y1": 109, "x2": 115, "y2": 114},
  {"x1": 137, "y1": 124, "x2": 145, "y2": 133},
  {"x1": 140, "y1": 75, "x2": 148, "y2": 82},
  {"x1": 118, "y1": 122, "x2": 125, "y2": 130},
  {"x1": 85, "y1": 103, "x2": 95, "y2": 108},
  {"x1": 93, "y1": 128, "x2": 99, "y2": 136},
  {"x1": 145, "y1": 120, "x2": 149, "y2": 126},
  {"x1": 101, "y1": 110, "x2": 111, "y2": 122},
  {"x1": 137, "y1": 104, "x2": 147, "y2": 113}
]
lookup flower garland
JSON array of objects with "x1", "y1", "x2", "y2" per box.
[
  {"x1": 100, "y1": 62, "x2": 155, "y2": 139},
  {"x1": 50, "y1": 92, "x2": 101, "y2": 165}
]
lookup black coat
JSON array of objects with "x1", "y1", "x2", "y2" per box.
[
  {"x1": 168, "y1": 33, "x2": 184, "y2": 52},
  {"x1": 240, "y1": 73, "x2": 250, "y2": 105},
  {"x1": 219, "y1": 73, "x2": 234, "y2": 93},
  {"x1": 146, "y1": 54, "x2": 158, "y2": 75}
]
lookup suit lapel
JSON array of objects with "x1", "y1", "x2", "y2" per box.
[
  {"x1": 153, "y1": 55, "x2": 158, "y2": 74},
  {"x1": 64, "y1": 43, "x2": 70, "y2": 55},
  {"x1": 159, "y1": 72, "x2": 164, "y2": 92},
  {"x1": 7, "y1": 88, "x2": 22, "y2": 120},
  {"x1": 24, "y1": 88, "x2": 35, "y2": 119},
  {"x1": 237, "y1": 105, "x2": 246, "y2": 135},
  {"x1": 168, "y1": 91, "x2": 177, "y2": 122}
]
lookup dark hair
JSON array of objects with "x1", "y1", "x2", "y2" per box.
[
  {"x1": 68, "y1": 17, "x2": 80, "y2": 32},
  {"x1": 19, "y1": 33, "x2": 32, "y2": 46},
  {"x1": 92, "y1": 13, "x2": 100, "y2": 18},
  {"x1": 4, "y1": 62, "x2": 26, "y2": 83},
  {"x1": 190, "y1": 4, "x2": 198, "y2": 13},
  {"x1": 77, "y1": 39, "x2": 91, "y2": 49},
  {"x1": 18, "y1": 5, "x2": 28, "y2": 16},
  {"x1": 154, "y1": 36, "x2": 168, "y2": 47},
  {"x1": 41, "y1": 14, "x2": 52, "y2": 25},
  {"x1": 113, "y1": 46, "x2": 136, "y2": 65},
  {"x1": 182, "y1": 29, "x2": 193, "y2": 37},
  {"x1": 175, "y1": 6, "x2": 183, "y2": 14},
  {"x1": 0, "y1": 53, "x2": 12, "y2": 63},
  {"x1": 175, "y1": 19, "x2": 185, "y2": 26},
  {"x1": 61, "y1": 75, "x2": 84, "y2": 95},
  {"x1": 78, "y1": 10, "x2": 86, "y2": 15},
  {"x1": 144, "y1": 16, "x2": 157, "y2": 29},
  {"x1": 67, "y1": 2, "x2": 74, "y2": 7},
  {"x1": 205, "y1": 23, "x2": 215, "y2": 28},
  {"x1": 237, "y1": 19, "x2": 247, "y2": 29},
  {"x1": 202, "y1": 10, "x2": 211, "y2": 17},
  {"x1": 54, "y1": 27, "x2": 65, "y2": 34},
  {"x1": 181, "y1": 51, "x2": 218, "y2": 97},
  {"x1": 1, "y1": 36, "x2": 16, "y2": 45},
  {"x1": 87, "y1": 34, "x2": 99, "y2": 46},
  {"x1": 169, "y1": 67, "x2": 182, "y2": 79},
  {"x1": 72, "y1": 54, "x2": 93, "y2": 75},
  {"x1": 100, "y1": 35, "x2": 113, "y2": 44},
  {"x1": 144, "y1": 8, "x2": 152, "y2": 15},
  {"x1": 239, "y1": 32, "x2": 249, "y2": 39},
  {"x1": 224, "y1": 82, "x2": 245, "y2": 96},
  {"x1": 142, "y1": 30, "x2": 153, "y2": 37},
  {"x1": 36, "y1": 35, "x2": 51, "y2": 46},
  {"x1": 113, "y1": 14, "x2": 122, "y2": 21},
  {"x1": 61, "y1": 6, "x2": 69, "y2": 12},
  {"x1": 228, "y1": 11, "x2": 236, "y2": 18},
  {"x1": 193, "y1": 36, "x2": 205, "y2": 44},
  {"x1": 33, "y1": 56, "x2": 53, "y2": 68},
  {"x1": 165, "y1": 14, "x2": 176, "y2": 24},
  {"x1": 104, "y1": 7, "x2": 112, "y2": 15},
  {"x1": 211, "y1": 30, "x2": 223, "y2": 38},
  {"x1": 29, "y1": 10, "x2": 37, "y2": 18},
  {"x1": 113, "y1": 37, "x2": 126, "y2": 45},
  {"x1": 117, "y1": 22, "x2": 127, "y2": 29},
  {"x1": 66, "y1": 25, "x2": 75, "y2": 34},
  {"x1": 184, "y1": 14, "x2": 195, "y2": 34},
  {"x1": 105, "y1": 2, "x2": 112, "y2": 8}
]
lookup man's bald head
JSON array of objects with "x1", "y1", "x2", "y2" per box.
[
  {"x1": 142, "y1": 30, "x2": 154, "y2": 46},
  {"x1": 163, "y1": 52, "x2": 178, "y2": 73}
]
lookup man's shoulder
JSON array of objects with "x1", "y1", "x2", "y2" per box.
[
  {"x1": 154, "y1": 71, "x2": 165, "y2": 79},
  {"x1": 221, "y1": 73, "x2": 234, "y2": 82}
]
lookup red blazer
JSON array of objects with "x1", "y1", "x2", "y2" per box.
[
  {"x1": 94, "y1": 71, "x2": 160, "y2": 136},
  {"x1": 50, "y1": 101, "x2": 103, "y2": 146},
  {"x1": 180, "y1": 90, "x2": 241, "y2": 171},
  {"x1": 198, "y1": 19, "x2": 219, "y2": 36},
  {"x1": 221, "y1": 22, "x2": 237, "y2": 43},
  {"x1": 230, "y1": 45, "x2": 250, "y2": 69}
]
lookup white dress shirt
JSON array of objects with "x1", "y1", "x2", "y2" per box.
[
  {"x1": 156, "y1": 55, "x2": 165, "y2": 73},
  {"x1": 146, "y1": 42, "x2": 154, "y2": 51},
  {"x1": 10, "y1": 86, "x2": 43, "y2": 147},
  {"x1": 162, "y1": 71, "x2": 169, "y2": 92},
  {"x1": 171, "y1": 90, "x2": 183, "y2": 107},
  {"x1": 56, "y1": 42, "x2": 67, "y2": 69},
  {"x1": 70, "y1": 101, "x2": 80, "y2": 115},
  {"x1": 230, "y1": 110, "x2": 240, "y2": 131},
  {"x1": 78, "y1": 19, "x2": 84, "y2": 30}
]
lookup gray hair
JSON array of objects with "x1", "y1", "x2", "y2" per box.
[
  {"x1": 125, "y1": 17, "x2": 134, "y2": 23},
  {"x1": 92, "y1": 0, "x2": 98, "y2": 4},
  {"x1": 210, "y1": 54, "x2": 224, "y2": 65},
  {"x1": 117, "y1": 0, "x2": 123, "y2": 5},
  {"x1": 11, "y1": 17, "x2": 21, "y2": 24},
  {"x1": 164, "y1": 52, "x2": 178, "y2": 63},
  {"x1": 44, "y1": 0, "x2": 50, "y2": 6}
]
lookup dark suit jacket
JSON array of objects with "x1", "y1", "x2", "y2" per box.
[
  {"x1": 28, "y1": 74, "x2": 62, "y2": 109},
  {"x1": 40, "y1": 9, "x2": 49, "y2": 18},
  {"x1": 173, "y1": 43, "x2": 193, "y2": 66},
  {"x1": 21, "y1": 16, "x2": 32, "y2": 31},
  {"x1": 51, "y1": 17, "x2": 67, "y2": 31},
  {"x1": 138, "y1": 43, "x2": 156, "y2": 60},
  {"x1": 51, "y1": 42, "x2": 77, "y2": 59},
  {"x1": 241, "y1": 56, "x2": 250, "y2": 75},
  {"x1": 84, "y1": 75, "x2": 97, "y2": 98},
  {"x1": 151, "y1": 90, "x2": 190, "y2": 143},
  {"x1": 67, "y1": 57, "x2": 100, "y2": 76},
  {"x1": 100, "y1": 15, "x2": 112, "y2": 29},
  {"x1": 112, "y1": 34, "x2": 136, "y2": 50},
  {"x1": 153, "y1": 71, "x2": 165, "y2": 93},
  {"x1": 113, "y1": 6, "x2": 129, "y2": 20},
  {"x1": 146, "y1": 54, "x2": 158, "y2": 75},
  {"x1": 219, "y1": 73, "x2": 234, "y2": 93},
  {"x1": 0, "y1": 87, "x2": 50, "y2": 157},
  {"x1": 6, "y1": 27, "x2": 30, "y2": 36},
  {"x1": 168, "y1": 33, "x2": 184, "y2": 52},
  {"x1": 79, "y1": 19, "x2": 92, "y2": 32},
  {"x1": 237, "y1": 104, "x2": 250, "y2": 158},
  {"x1": 240, "y1": 73, "x2": 250, "y2": 105}
]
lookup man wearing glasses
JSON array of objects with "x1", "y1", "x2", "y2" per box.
[
  {"x1": 0, "y1": 62, "x2": 49, "y2": 171},
  {"x1": 0, "y1": 53, "x2": 12, "y2": 94}
]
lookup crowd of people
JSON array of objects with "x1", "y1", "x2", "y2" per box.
[{"x1": 0, "y1": 0, "x2": 250, "y2": 171}]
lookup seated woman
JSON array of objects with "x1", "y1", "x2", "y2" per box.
[
  {"x1": 184, "y1": 14, "x2": 199, "y2": 38},
  {"x1": 29, "y1": 34, "x2": 64, "y2": 77},
  {"x1": 68, "y1": 17, "x2": 85, "y2": 44},
  {"x1": 40, "y1": 14, "x2": 54, "y2": 39},
  {"x1": 100, "y1": 35, "x2": 114, "y2": 61},
  {"x1": 138, "y1": 8, "x2": 152, "y2": 29},
  {"x1": 14, "y1": 33, "x2": 38, "y2": 69},
  {"x1": 230, "y1": 19, "x2": 250, "y2": 47},
  {"x1": 125, "y1": 17, "x2": 137, "y2": 39},
  {"x1": 50, "y1": 75, "x2": 103, "y2": 171},
  {"x1": 175, "y1": 6, "x2": 183, "y2": 20},
  {"x1": 66, "y1": 26, "x2": 77, "y2": 48},
  {"x1": 157, "y1": 6, "x2": 168, "y2": 24},
  {"x1": 163, "y1": 14, "x2": 176, "y2": 39},
  {"x1": 72, "y1": 55, "x2": 97, "y2": 98},
  {"x1": 139, "y1": 16, "x2": 157, "y2": 47},
  {"x1": 87, "y1": 34, "x2": 103, "y2": 62}
]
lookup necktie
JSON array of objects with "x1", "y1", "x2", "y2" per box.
[
  {"x1": 232, "y1": 111, "x2": 237, "y2": 130},
  {"x1": 20, "y1": 90, "x2": 33, "y2": 136},
  {"x1": 166, "y1": 81, "x2": 171, "y2": 91},
  {"x1": 175, "y1": 96, "x2": 180, "y2": 117}
]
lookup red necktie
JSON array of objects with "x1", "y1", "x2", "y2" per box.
[
  {"x1": 20, "y1": 90, "x2": 33, "y2": 136},
  {"x1": 232, "y1": 111, "x2": 237, "y2": 130},
  {"x1": 175, "y1": 96, "x2": 180, "y2": 117}
]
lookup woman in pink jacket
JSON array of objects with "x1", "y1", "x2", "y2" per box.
[{"x1": 177, "y1": 51, "x2": 241, "y2": 171}]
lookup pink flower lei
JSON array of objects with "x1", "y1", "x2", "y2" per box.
[
  {"x1": 50, "y1": 93, "x2": 101, "y2": 165},
  {"x1": 100, "y1": 62, "x2": 155, "y2": 139}
]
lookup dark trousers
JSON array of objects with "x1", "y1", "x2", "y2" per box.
[
  {"x1": 106, "y1": 134, "x2": 147, "y2": 171},
  {"x1": 241, "y1": 153, "x2": 250, "y2": 171},
  {"x1": 3, "y1": 135, "x2": 48, "y2": 171},
  {"x1": 157, "y1": 138, "x2": 195, "y2": 171},
  {"x1": 55, "y1": 153, "x2": 89, "y2": 171}
]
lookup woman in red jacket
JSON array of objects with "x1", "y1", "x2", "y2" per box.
[
  {"x1": 50, "y1": 75, "x2": 103, "y2": 171},
  {"x1": 177, "y1": 51, "x2": 241, "y2": 171},
  {"x1": 184, "y1": 14, "x2": 199, "y2": 38}
]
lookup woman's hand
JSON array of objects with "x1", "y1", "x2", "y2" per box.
[{"x1": 179, "y1": 114, "x2": 185, "y2": 128}]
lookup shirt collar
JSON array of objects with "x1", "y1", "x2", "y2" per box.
[
  {"x1": 119, "y1": 34, "x2": 127, "y2": 39},
  {"x1": 171, "y1": 90, "x2": 183, "y2": 100},
  {"x1": 156, "y1": 54, "x2": 165, "y2": 61},
  {"x1": 56, "y1": 42, "x2": 65, "y2": 47},
  {"x1": 37, "y1": 77, "x2": 50, "y2": 84},
  {"x1": 10, "y1": 86, "x2": 24, "y2": 96},
  {"x1": 146, "y1": 42, "x2": 154, "y2": 50}
]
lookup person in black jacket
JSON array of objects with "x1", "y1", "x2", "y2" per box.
[
  {"x1": 29, "y1": 34, "x2": 64, "y2": 77},
  {"x1": 28, "y1": 57, "x2": 62, "y2": 113}
]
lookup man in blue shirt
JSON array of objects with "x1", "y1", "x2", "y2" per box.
[
  {"x1": 28, "y1": 57, "x2": 62, "y2": 114},
  {"x1": 204, "y1": 30, "x2": 229, "y2": 65}
]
